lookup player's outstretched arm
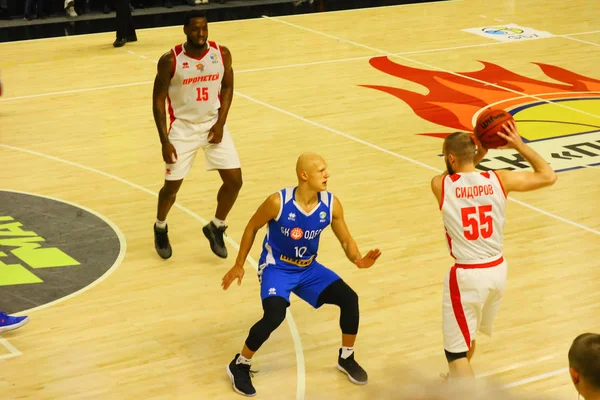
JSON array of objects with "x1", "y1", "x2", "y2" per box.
[
  {"x1": 221, "y1": 193, "x2": 280, "y2": 290},
  {"x1": 495, "y1": 121, "x2": 557, "y2": 193},
  {"x1": 331, "y1": 197, "x2": 381, "y2": 269}
]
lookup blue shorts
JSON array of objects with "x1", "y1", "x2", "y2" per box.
[{"x1": 258, "y1": 261, "x2": 341, "y2": 308}]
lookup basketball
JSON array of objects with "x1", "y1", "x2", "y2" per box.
[{"x1": 474, "y1": 108, "x2": 514, "y2": 149}]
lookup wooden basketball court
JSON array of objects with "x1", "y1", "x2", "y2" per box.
[{"x1": 1, "y1": 0, "x2": 599, "y2": 398}]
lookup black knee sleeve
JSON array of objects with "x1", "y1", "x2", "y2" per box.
[
  {"x1": 317, "y1": 279, "x2": 359, "y2": 335},
  {"x1": 245, "y1": 296, "x2": 287, "y2": 352},
  {"x1": 445, "y1": 349, "x2": 467, "y2": 362}
]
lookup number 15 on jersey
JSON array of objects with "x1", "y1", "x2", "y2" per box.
[{"x1": 196, "y1": 87, "x2": 208, "y2": 101}]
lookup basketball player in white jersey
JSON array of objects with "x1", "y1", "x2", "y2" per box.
[
  {"x1": 430, "y1": 121, "x2": 557, "y2": 380},
  {"x1": 152, "y1": 10, "x2": 242, "y2": 260}
]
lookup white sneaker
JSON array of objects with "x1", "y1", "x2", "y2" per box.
[{"x1": 66, "y1": 5, "x2": 77, "y2": 17}]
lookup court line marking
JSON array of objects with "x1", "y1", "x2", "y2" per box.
[
  {"x1": 0, "y1": 81, "x2": 153, "y2": 101},
  {"x1": 0, "y1": 143, "x2": 306, "y2": 400},
  {"x1": 0, "y1": 189, "x2": 129, "y2": 315},
  {"x1": 233, "y1": 91, "x2": 600, "y2": 236},
  {"x1": 0, "y1": 337, "x2": 22, "y2": 360},
  {"x1": 0, "y1": 189, "x2": 128, "y2": 360},
  {"x1": 560, "y1": 35, "x2": 600, "y2": 47},
  {"x1": 472, "y1": 91, "x2": 600, "y2": 117},
  {"x1": 262, "y1": 16, "x2": 600, "y2": 121},
  {"x1": 2, "y1": 28, "x2": 599, "y2": 102},
  {"x1": 563, "y1": 30, "x2": 600, "y2": 37},
  {"x1": 503, "y1": 368, "x2": 569, "y2": 389},
  {"x1": 477, "y1": 354, "x2": 556, "y2": 378}
]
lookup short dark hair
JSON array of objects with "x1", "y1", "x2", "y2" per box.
[
  {"x1": 569, "y1": 333, "x2": 600, "y2": 389},
  {"x1": 184, "y1": 10, "x2": 207, "y2": 27},
  {"x1": 443, "y1": 131, "x2": 477, "y2": 162}
]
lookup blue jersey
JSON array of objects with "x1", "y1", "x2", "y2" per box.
[{"x1": 259, "y1": 187, "x2": 333, "y2": 270}]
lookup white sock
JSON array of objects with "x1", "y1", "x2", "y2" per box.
[
  {"x1": 212, "y1": 217, "x2": 226, "y2": 228},
  {"x1": 236, "y1": 354, "x2": 252, "y2": 365},
  {"x1": 341, "y1": 346, "x2": 354, "y2": 359},
  {"x1": 155, "y1": 219, "x2": 167, "y2": 230}
]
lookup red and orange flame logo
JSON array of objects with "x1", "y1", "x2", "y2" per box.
[{"x1": 360, "y1": 56, "x2": 600, "y2": 139}]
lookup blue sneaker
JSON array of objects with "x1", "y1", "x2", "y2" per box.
[{"x1": 0, "y1": 312, "x2": 29, "y2": 333}]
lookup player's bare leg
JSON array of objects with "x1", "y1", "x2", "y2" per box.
[
  {"x1": 240, "y1": 344, "x2": 255, "y2": 360},
  {"x1": 448, "y1": 358, "x2": 475, "y2": 378},
  {"x1": 154, "y1": 179, "x2": 184, "y2": 259},
  {"x1": 203, "y1": 168, "x2": 243, "y2": 258},
  {"x1": 342, "y1": 333, "x2": 356, "y2": 348},
  {"x1": 442, "y1": 340, "x2": 476, "y2": 383},
  {"x1": 467, "y1": 340, "x2": 476, "y2": 362}
]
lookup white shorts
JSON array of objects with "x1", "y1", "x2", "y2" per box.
[
  {"x1": 165, "y1": 118, "x2": 241, "y2": 181},
  {"x1": 442, "y1": 256, "x2": 507, "y2": 353}
]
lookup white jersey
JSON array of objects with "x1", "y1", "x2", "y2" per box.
[
  {"x1": 167, "y1": 41, "x2": 225, "y2": 126},
  {"x1": 440, "y1": 171, "x2": 507, "y2": 263}
]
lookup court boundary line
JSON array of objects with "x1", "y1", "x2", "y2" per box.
[
  {"x1": 477, "y1": 354, "x2": 556, "y2": 378},
  {"x1": 0, "y1": 337, "x2": 22, "y2": 360},
  {"x1": 560, "y1": 35, "x2": 600, "y2": 47},
  {"x1": 261, "y1": 15, "x2": 600, "y2": 122},
  {"x1": 0, "y1": 143, "x2": 306, "y2": 400},
  {"x1": 2, "y1": 28, "x2": 599, "y2": 103},
  {"x1": 503, "y1": 368, "x2": 569, "y2": 389}
]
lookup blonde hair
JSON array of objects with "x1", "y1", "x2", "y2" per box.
[{"x1": 443, "y1": 132, "x2": 477, "y2": 163}]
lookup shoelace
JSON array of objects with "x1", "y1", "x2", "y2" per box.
[{"x1": 237, "y1": 364, "x2": 259, "y2": 380}]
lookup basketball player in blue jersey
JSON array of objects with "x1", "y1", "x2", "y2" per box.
[{"x1": 221, "y1": 153, "x2": 382, "y2": 397}]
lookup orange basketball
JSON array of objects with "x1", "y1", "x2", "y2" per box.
[{"x1": 474, "y1": 108, "x2": 514, "y2": 149}]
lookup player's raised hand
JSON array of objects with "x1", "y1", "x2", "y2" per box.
[
  {"x1": 354, "y1": 249, "x2": 382, "y2": 269},
  {"x1": 497, "y1": 121, "x2": 524, "y2": 150},
  {"x1": 222, "y1": 265, "x2": 245, "y2": 290}
]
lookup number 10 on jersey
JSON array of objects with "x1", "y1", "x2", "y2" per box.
[
  {"x1": 196, "y1": 87, "x2": 208, "y2": 101},
  {"x1": 295, "y1": 246, "x2": 307, "y2": 258}
]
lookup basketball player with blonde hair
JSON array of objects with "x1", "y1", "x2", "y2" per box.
[{"x1": 430, "y1": 121, "x2": 557, "y2": 380}]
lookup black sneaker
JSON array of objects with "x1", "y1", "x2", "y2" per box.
[
  {"x1": 154, "y1": 223, "x2": 172, "y2": 259},
  {"x1": 226, "y1": 354, "x2": 257, "y2": 397},
  {"x1": 337, "y1": 349, "x2": 368, "y2": 385},
  {"x1": 203, "y1": 222, "x2": 228, "y2": 258}
]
